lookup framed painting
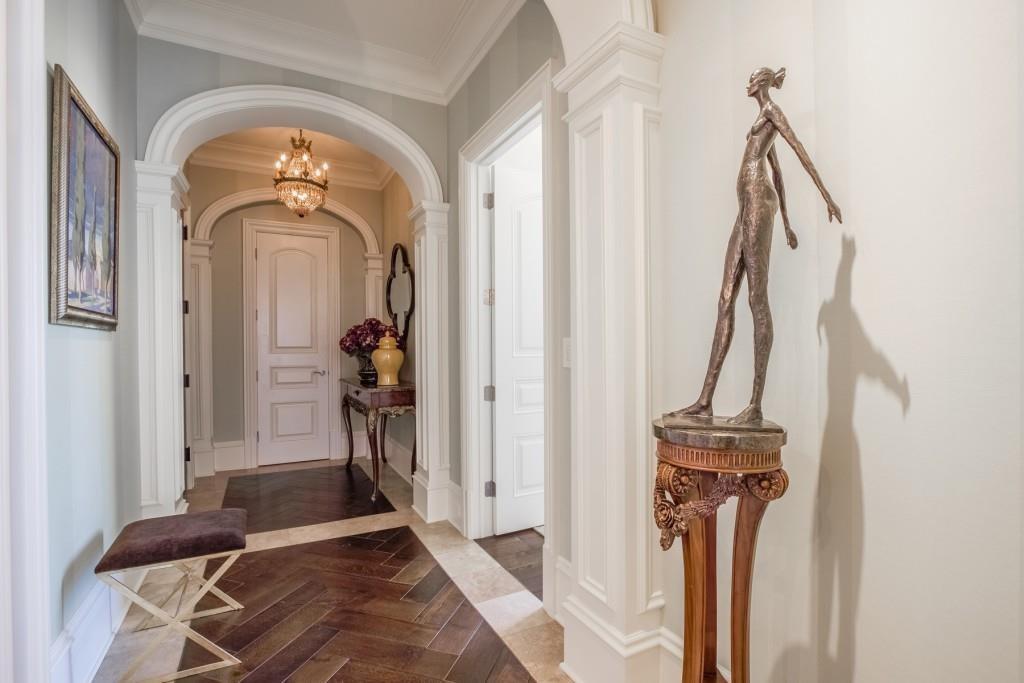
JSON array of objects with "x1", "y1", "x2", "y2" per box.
[{"x1": 50, "y1": 64, "x2": 120, "y2": 330}]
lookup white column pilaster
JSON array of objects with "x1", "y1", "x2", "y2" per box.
[
  {"x1": 365, "y1": 252, "x2": 385, "y2": 320},
  {"x1": 189, "y1": 239, "x2": 214, "y2": 475},
  {"x1": 553, "y1": 22, "x2": 667, "y2": 683},
  {"x1": 409, "y1": 201, "x2": 450, "y2": 522},
  {"x1": 136, "y1": 161, "x2": 189, "y2": 517}
]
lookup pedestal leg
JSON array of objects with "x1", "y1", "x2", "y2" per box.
[
  {"x1": 729, "y1": 467, "x2": 792, "y2": 683},
  {"x1": 379, "y1": 414, "x2": 389, "y2": 464},
  {"x1": 366, "y1": 409, "x2": 380, "y2": 501},
  {"x1": 698, "y1": 473, "x2": 719, "y2": 682},
  {"x1": 681, "y1": 477, "x2": 710, "y2": 683},
  {"x1": 342, "y1": 395, "x2": 354, "y2": 468}
]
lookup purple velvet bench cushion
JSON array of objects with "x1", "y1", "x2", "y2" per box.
[{"x1": 95, "y1": 508, "x2": 247, "y2": 574}]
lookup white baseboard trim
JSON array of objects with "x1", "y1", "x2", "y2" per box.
[
  {"x1": 381, "y1": 433, "x2": 413, "y2": 484},
  {"x1": 447, "y1": 480, "x2": 464, "y2": 534},
  {"x1": 561, "y1": 594, "x2": 666, "y2": 682},
  {"x1": 212, "y1": 440, "x2": 245, "y2": 471},
  {"x1": 554, "y1": 556, "x2": 574, "y2": 627},
  {"x1": 49, "y1": 570, "x2": 147, "y2": 683},
  {"x1": 193, "y1": 445, "x2": 215, "y2": 477}
]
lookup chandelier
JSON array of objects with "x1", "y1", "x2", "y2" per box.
[{"x1": 273, "y1": 129, "x2": 329, "y2": 217}]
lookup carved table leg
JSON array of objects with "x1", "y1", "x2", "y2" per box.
[
  {"x1": 366, "y1": 408, "x2": 380, "y2": 501},
  {"x1": 379, "y1": 414, "x2": 389, "y2": 464},
  {"x1": 342, "y1": 394, "x2": 354, "y2": 469},
  {"x1": 731, "y1": 470, "x2": 788, "y2": 683},
  {"x1": 680, "y1": 473, "x2": 710, "y2": 683}
]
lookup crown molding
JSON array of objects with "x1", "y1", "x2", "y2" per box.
[
  {"x1": 188, "y1": 139, "x2": 395, "y2": 191},
  {"x1": 127, "y1": 0, "x2": 526, "y2": 105}
]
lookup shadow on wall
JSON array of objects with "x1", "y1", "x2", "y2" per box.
[{"x1": 770, "y1": 236, "x2": 910, "y2": 682}]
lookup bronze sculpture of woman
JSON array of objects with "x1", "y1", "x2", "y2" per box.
[{"x1": 674, "y1": 67, "x2": 842, "y2": 424}]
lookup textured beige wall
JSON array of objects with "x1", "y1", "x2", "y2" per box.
[{"x1": 185, "y1": 164, "x2": 386, "y2": 442}]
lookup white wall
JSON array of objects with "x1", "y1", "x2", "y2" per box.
[
  {"x1": 44, "y1": 0, "x2": 140, "y2": 650},
  {"x1": 655, "y1": 0, "x2": 1022, "y2": 680}
]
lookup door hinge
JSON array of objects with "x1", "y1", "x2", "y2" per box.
[
  {"x1": 256, "y1": 370, "x2": 259, "y2": 382},
  {"x1": 182, "y1": 223, "x2": 189, "y2": 241},
  {"x1": 255, "y1": 309, "x2": 258, "y2": 321},
  {"x1": 183, "y1": 299, "x2": 189, "y2": 314},
  {"x1": 256, "y1": 431, "x2": 260, "y2": 443},
  {"x1": 483, "y1": 288, "x2": 495, "y2": 306},
  {"x1": 184, "y1": 445, "x2": 191, "y2": 462},
  {"x1": 254, "y1": 247, "x2": 258, "y2": 260},
  {"x1": 484, "y1": 481, "x2": 496, "y2": 497},
  {"x1": 183, "y1": 373, "x2": 190, "y2": 388},
  {"x1": 482, "y1": 192, "x2": 494, "y2": 210},
  {"x1": 483, "y1": 385, "x2": 495, "y2": 402}
]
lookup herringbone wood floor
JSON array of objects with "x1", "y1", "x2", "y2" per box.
[
  {"x1": 221, "y1": 465, "x2": 394, "y2": 533},
  {"x1": 178, "y1": 526, "x2": 534, "y2": 682}
]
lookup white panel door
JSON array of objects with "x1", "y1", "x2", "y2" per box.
[
  {"x1": 493, "y1": 129, "x2": 545, "y2": 534},
  {"x1": 256, "y1": 231, "x2": 331, "y2": 465}
]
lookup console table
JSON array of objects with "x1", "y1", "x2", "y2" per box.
[
  {"x1": 341, "y1": 377, "x2": 416, "y2": 502},
  {"x1": 652, "y1": 415, "x2": 788, "y2": 683}
]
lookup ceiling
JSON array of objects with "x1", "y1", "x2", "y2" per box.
[
  {"x1": 188, "y1": 127, "x2": 396, "y2": 191},
  {"x1": 125, "y1": 0, "x2": 528, "y2": 104}
]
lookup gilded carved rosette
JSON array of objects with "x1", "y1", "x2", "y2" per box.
[{"x1": 653, "y1": 461, "x2": 788, "y2": 550}]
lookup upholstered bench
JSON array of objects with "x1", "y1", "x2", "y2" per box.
[{"x1": 95, "y1": 508, "x2": 248, "y2": 682}]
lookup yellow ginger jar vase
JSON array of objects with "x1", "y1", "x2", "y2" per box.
[{"x1": 371, "y1": 332, "x2": 404, "y2": 386}]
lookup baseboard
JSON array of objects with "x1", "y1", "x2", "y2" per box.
[
  {"x1": 447, "y1": 480, "x2": 464, "y2": 534},
  {"x1": 554, "y1": 556, "x2": 574, "y2": 627},
  {"x1": 212, "y1": 440, "x2": 245, "y2": 471},
  {"x1": 381, "y1": 433, "x2": 413, "y2": 484},
  {"x1": 50, "y1": 569, "x2": 147, "y2": 683},
  {"x1": 561, "y1": 594, "x2": 664, "y2": 682},
  {"x1": 193, "y1": 445, "x2": 215, "y2": 477}
]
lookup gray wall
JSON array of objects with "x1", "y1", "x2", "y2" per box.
[
  {"x1": 44, "y1": 0, "x2": 140, "y2": 642},
  {"x1": 136, "y1": 37, "x2": 448, "y2": 195},
  {"x1": 445, "y1": 0, "x2": 565, "y2": 487}
]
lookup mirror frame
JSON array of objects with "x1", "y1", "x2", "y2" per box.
[{"x1": 385, "y1": 243, "x2": 415, "y2": 349}]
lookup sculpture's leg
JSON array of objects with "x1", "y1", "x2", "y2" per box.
[
  {"x1": 379, "y1": 414, "x2": 388, "y2": 464},
  {"x1": 366, "y1": 409, "x2": 380, "y2": 502},
  {"x1": 342, "y1": 395, "x2": 354, "y2": 468},
  {"x1": 674, "y1": 223, "x2": 744, "y2": 417},
  {"x1": 731, "y1": 218, "x2": 773, "y2": 424}
]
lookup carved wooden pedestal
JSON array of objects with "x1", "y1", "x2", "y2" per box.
[{"x1": 652, "y1": 416, "x2": 788, "y2": 683}]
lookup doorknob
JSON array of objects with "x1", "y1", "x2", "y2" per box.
[{"x1": 313, "y1": 369, "x2": 327, "y2": 376}]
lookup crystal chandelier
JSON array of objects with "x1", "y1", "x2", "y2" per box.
[{"x1": 273, "y1": 129, "x2": 329, "y2": 217}]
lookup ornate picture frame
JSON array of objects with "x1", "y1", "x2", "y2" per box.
[{"x1": 50, "y1": 64, "x2": 120, "y2": 330}]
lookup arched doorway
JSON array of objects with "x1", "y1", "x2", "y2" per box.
[
  {"x1": 187, "y1": 188, "x2": 386, "y2": 474},
  {"x1": 136, "y1": 84, "x2": 451, "y2": 524}
]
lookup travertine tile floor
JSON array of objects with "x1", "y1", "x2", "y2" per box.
[{"x1": 94, "y1": 457, "x2": 569, "y2": 682}]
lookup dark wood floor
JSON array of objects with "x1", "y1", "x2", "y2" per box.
[
  {"x1": 221, "y1": 465, "x2": 394, "y2": 533},
  {"x1": 475, "y1": 530, "x2": 543, "y2": 600},
  {"x1": 179, "y1": 526, "x2": 534, "y2": 682}
]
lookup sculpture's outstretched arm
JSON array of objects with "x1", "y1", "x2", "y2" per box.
[
  {"x1": 766, "y1": 105, "x2": 843, "y2": 223},
  {"x1": 767, "y1": 145, "x2": 797, "y2": 249}
]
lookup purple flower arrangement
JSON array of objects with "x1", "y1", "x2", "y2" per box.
[{"x1": 340, "y1": 318, "x2": 397, "y2": 356}]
